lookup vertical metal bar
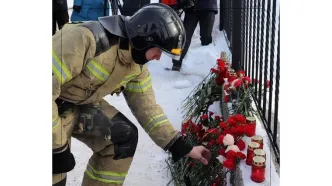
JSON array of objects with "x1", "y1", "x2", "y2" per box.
[
  {"x1": 254, "y1": 0, "x2": 261, "y2": 98},
  {"x1": 268, "y1": 0, "x2": 277, "y2": 134},
  {"x1": 244, "y1": 0, "x2": 249, "y2": 72},
  {"x1": 220, "y1": 0, "x2": 224, "y2": 31},
  {"x1": 258, "y1": 0, "x2": 266, "y2": 108},
  {"x1": 225, "y1": 0, "x2": 230, "y2": 48},
  {"x1": 251, "y1": 0, "x2": 258, "y2": 97},
  {"x1": 240, "y1": 0, "x2": 245, "y2": 69},
  {"x1": 273, "y1": 14, "x2": 280, "y2": 163},
  {"x1": 232, "y1": 0, "x2": 242, "y2": 71},
  {"x1": 262, "y1": 0, "x2": 271, "y2": 118},
  {"x1": 230, "y1": 0, "x2": 233, "y2": 48},
  {"x1": 248, "y1": 0, "x2": 253, "y2": 78}
]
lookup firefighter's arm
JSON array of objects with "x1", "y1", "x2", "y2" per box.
[
  {"x1": 123, "y1": 65, "x2": 193, "y2": 162},
  {"x1": 52, "y1": 26, "x2": 95, "y2": 174}
]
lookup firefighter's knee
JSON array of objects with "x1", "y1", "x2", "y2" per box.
[{"x1": 108, "y1": 112, "x2": 138, "y2": 160}]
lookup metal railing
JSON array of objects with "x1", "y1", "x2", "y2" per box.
[{"x1": 220, "y1": 0, "x2": 280, "y2": 165}]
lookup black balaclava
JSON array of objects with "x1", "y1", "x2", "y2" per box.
[{"x1": 131, "y1": 46, "x2": 153, "y2": 65}]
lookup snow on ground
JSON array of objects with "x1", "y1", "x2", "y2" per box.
[{"x1": 64, "y1": 1, "x2": 280, "y2": 186}]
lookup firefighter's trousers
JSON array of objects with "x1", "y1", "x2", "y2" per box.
[{"x1": 52, "y1": 100, "x2": 139, "y2": 186}]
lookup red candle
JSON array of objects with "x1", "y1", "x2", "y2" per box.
[
  {"x1": 254, "y1": 149, "x2": 266, "y2": 159},
  {"x1": 251, "y1": 135, "x2": 263, "y2": 149},
  {"x1": 246, "y1": 142, "x2": 260, "y2": 165},
  {"x1": 251, "y1": 156, "x2": 266, "y2": 183},
  {"x1": 246, "y1": 117, "x2": 256, "y2": 135}
]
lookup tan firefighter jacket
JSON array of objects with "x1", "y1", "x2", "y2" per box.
[{"x1": 52, "y1": 23, "x2": 180, "y2": 154}]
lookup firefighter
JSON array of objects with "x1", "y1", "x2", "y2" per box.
[{"x1": 52, "y1": 3, "x2": 211, "y2": 186}]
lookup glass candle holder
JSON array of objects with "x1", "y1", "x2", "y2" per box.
[
  {"x1": 251, "y1": 135, "x2": 263, "y2": 149},
  {"x1": 221, "y1": 51, "x2": 227, "y2": 59},
  {"x1": 246, "y1": 116, "x2": 256, "y2": 134},
  {"x1": 251, "y1": 156, "x2": 266, "y2": 183},
  {"x1": 254, "y1": 149, "x2": 266, "y2": 159},
  {"x1": 246, "y1": 142, "x2": 260, "y2": 165}
]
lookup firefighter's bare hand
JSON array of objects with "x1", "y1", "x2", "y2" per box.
[{"x1": 185, "y1": 146, "x2": 211, "y2": 165}]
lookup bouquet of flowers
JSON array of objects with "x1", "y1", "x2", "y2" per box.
[{"x1": 167, "y1": 112, "x2": 256, "y2": 186}]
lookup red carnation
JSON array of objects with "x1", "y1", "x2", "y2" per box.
[
  {"x1": 236, "y1": 152, "x2": 246, "y2": 160},
  {"x1": 228, "y1": 76, "x2": 237, "y2": 83},
  {"x1": 236, "y1": 70, "x2": 246, "y2": 77},
  {"x1": 218, "y1": 148, "x2": 226, "y2": 156},
  {"x1": 226, "y1": 150, "x2": 238, "y2": 159},
  {"x1": 208, "y1": 139, "x2": 216, "y2": 147},
  {"x1": 217, "y1": 135, "x2": 225, "y2": 145},
  {"x1": 201, "y1": 114, "x2": 209, "y2": 120},
  {"x1": 215, "y1": 115, "x2": 221, "y2": 121},
  {"x1": 236, "y1": 126, "x2": 245, "y2": 136},
  {"x1": 234, "y1": 80, "x2": 243, "y2": 88},
  {"x1": 227, "y1": 117, "x2": 237, "y2": 126},
  {"x1": 217, "y1": 59, "x2": 226, "y2": 72},
  {"x1": 224, "y1": 95, "x2": 230, "y2": 102},
  {"x1": 211, "y1": 68, "x2": 220, "y2": 74},
  {"x1": 228, "y1": 127, "x2": 238, "y2": 136},
  {"x1": 224, "y1": 71, "x2": 230, "y2": 79},
  {"x1": 181, "y1": 123, "x2": 189, "y2": 133},
  {"x1": 234, "y1": 114, "x2": 246, "y2": 124},
  {"x1": 219, "y1": 121, "x2": 228, "y2": 129},
  {"x1": 197, "y1": 123, "x2": 203, "y2": 130},
  {"x1": 222, "y1": 159, "x2": 236, "y2": 170},
  {"x1": 209, "y1": 111, "x2": 214, "y2": 116},
  {"x1": 236, "y1": 139, "x2": 246, "y2": 151},
  {"x1": 242, "y1": 76, "x2": 251, "y2": 84}
]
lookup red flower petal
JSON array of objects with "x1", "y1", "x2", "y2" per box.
[
  {"x1": 222, "y1": 159, "x2": 236, "y2": 170},
  {"x1": 228, "y1": 76, "x2": 237, "y2": 83},
  {"x1": 227, "y1": 118, "x2": 237, "y2": 126},
  {"x1": 234, "y1": 80, "x2": 243, "y2": 88},
  {"x1": 236, "y1": 70, "x2": 246, "y2": 77},
  {"x1": 217, "y1": 135, "x2": 225, "y2": 145},
  {"x1": 211, "y1": 68, "x2": 220, "y2": 74},
  {"x1": 224, "y1": 95, "x2": 230, "y2": 102},
  {"x1": 236, "y1": 152, "x2": 247, "y2": 160},
  {"x1": 219, "y1": 121, "x2": 228, "y2": 129},
  {"x1": 201, "y1": 114, "x2": 209, "y2": 120},
  {"x1": 234, "y1": 114, "x2": 246, "y2": 124},
  {"x1": 236, "y1": 139, "x2": 246, "y2": 151},
  {"x1": 208, "y1": 139, "x2": 216, "y2": 147},
  {"x1": 243, "y1": 76, "x2": 251, "y2": 84},
  {"x1": 226, "y1": 150, "x2": 238, "y2": 159},
  {"x1": 218, "y1": 148, "x2": 226, "y2": 156}
]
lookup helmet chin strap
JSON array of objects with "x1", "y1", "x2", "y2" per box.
[{"x1": 131, "y1": 46, "x2": 152, "y2": 65}]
